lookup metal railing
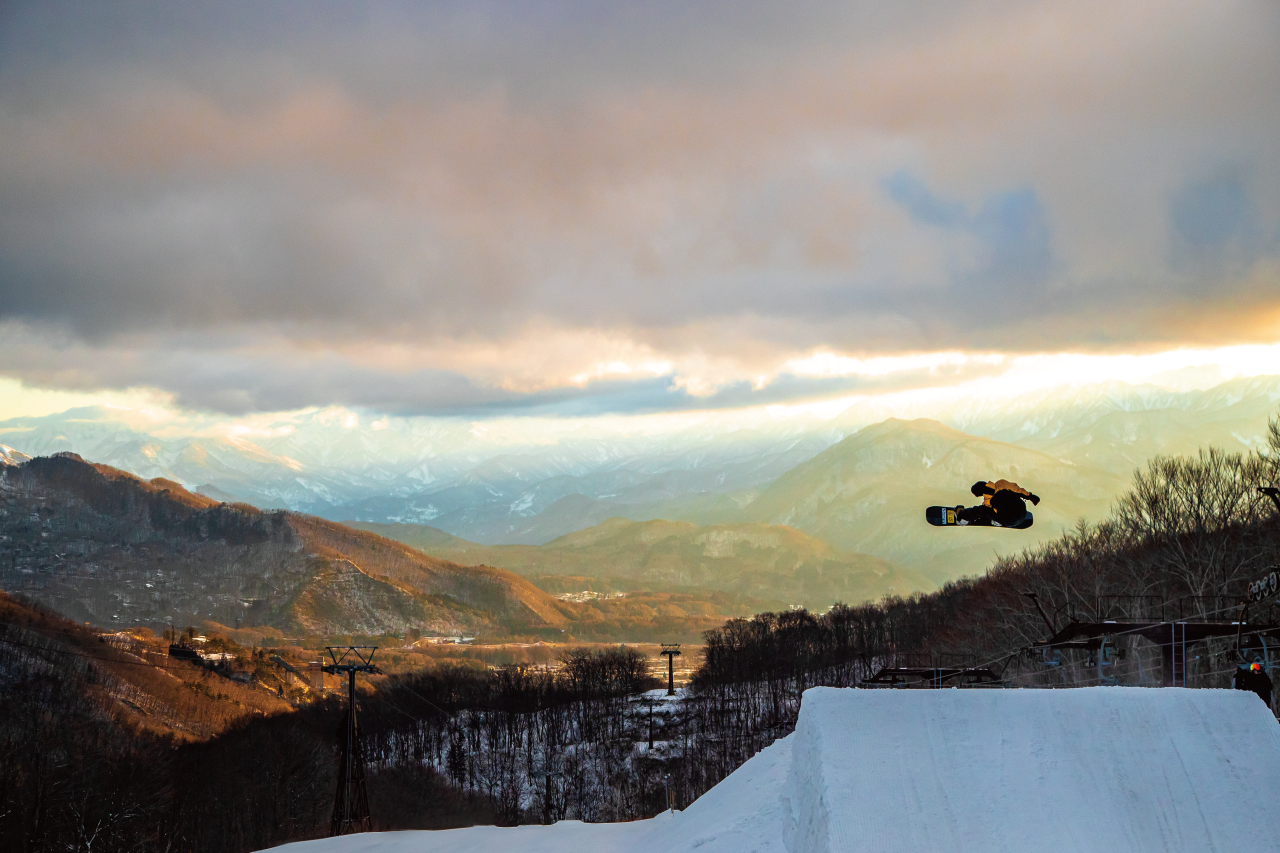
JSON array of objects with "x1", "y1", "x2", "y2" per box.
[{"x1": 1051, "y1": 595, "x2": 1280, "y2": 626}]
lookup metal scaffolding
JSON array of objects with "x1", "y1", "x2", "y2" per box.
[{"x1": 323, "y1": 646, "x2": 381, "y2": 837}]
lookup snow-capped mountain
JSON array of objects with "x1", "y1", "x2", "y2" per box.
[{"x1": 0, "y1": 375, "x2": 1276, "y2": 554}]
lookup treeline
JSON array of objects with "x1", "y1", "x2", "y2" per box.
[
  {"x1": 359, "y1": 645, "x2": 807, "y2": 827},
  {"x1": 360, "y1": 649, "x2": 660, "y2": 825},
  {"x1": 1, "y1": 618, "x2": 172, "y2": 853},
  {"x1": 1, "y1": 628, "x2": 803, "y2": 852},
  {"x1": 1, "y1": 613, "x2": 687, "y2": 852},
  {"x1": 0, "y1": 598, "x2": 496, "y2": 853}
]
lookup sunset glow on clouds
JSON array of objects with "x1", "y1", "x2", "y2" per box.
[{"x1": 1, "y1": 0, "x2": 1278, "y2": 423}]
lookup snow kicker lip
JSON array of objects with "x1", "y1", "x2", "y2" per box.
[{"x1": 786, "y1": 686, "x2": 1280, "y2": 853}]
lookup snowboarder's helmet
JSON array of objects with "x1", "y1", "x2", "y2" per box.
[
  {"x1": 971, "y1": 481, "x2": 987, "y2": 497},
  {"x1": 1252, "y1": 662, "x2": 1264, "y2": 671}
]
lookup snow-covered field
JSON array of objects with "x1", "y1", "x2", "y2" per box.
[{"x1": 267, "y1": 686, "x2": 1280, "y2": 853}]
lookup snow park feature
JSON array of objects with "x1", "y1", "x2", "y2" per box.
[{"x1": 265, "y1": 685, "x2": 1280, "y2": 853}]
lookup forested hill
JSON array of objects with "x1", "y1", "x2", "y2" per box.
[
  {"x1": 0, "y1": 452, "x2": 572, "y2": 635},
  {"x1": 935, "y1": 444, "x2": 1280, "y2": 666},
  {"x1": 696, "y1": 422, "x2": 1280, "y2": 698},
  {"x1": 741, "y1": 417, "x2": 1128, "y2": 583},
  {"x1": 353, "y1": 516, "x2": 934, "y2": 611},
  {"x1": 0, "y1": 590, "x2": 500, "y2": 850}
]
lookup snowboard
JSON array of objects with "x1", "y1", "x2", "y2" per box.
[{"x1": 926, "y1": 505, "x2": 1033, "y2": 529}]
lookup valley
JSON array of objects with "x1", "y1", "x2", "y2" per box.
[
  {"x1": 2, "y1": 375, "x2": 1279, "y2": 639},
  {"x1": 353, "y1": 516, "x2": 932, "y2": 612},
  {"x1": 0, "y1": 452, "x2": 759, "y2": 642}
]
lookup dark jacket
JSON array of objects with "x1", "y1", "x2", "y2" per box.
[
  {"x1": 977, "y1": 480, "x2": 1032, "y2": 524},
  {"x1": 1233, "y1": 667, "x2": 1274, "y2": 706}
]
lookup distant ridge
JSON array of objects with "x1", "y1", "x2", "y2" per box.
[
  {"x1": 744, "y1": 418, "x2": 1128, "y2": 583},
  {"x1": 0, "y1": 453, "x2": 570, "y2": 635},
  {"x1": 1, "y1": 375, "x2": 1278, "y2": 588}
]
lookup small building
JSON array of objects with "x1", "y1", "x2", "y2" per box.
[{"x1": 168, "y1": 643, "x2": 201, "y2": 662}]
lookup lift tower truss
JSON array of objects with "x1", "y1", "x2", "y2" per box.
[
  {"x1": 324, "y1": 646, "x2": 381, "y2": 837},
  {"x1": 660, "y1": 643, "x2": 681, "y2": 696}
]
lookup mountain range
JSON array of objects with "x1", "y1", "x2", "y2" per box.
[
  {"x1": 1, "y1": 374, "x2": 1277, "y2": 591},
  {"x1": 355, "y1": 416, "x2": 1127, "y2": 590},
  {"x1": 0, "y1": 452, "x2": 571, "y2": 636}
]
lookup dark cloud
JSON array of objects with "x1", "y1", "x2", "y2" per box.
[
  {"x1": 882, "y1": 172, "x2": 968, "y2": 228},
  {"x1": 876, "y1": 173, "x2": 1055, "y2": 328},
  {"x1": 1169, "y1": 167, "x2": 1273, "y2": 279},
  {"x1": 0, "y1": 1, "x2": 1278, "y2": 414}
]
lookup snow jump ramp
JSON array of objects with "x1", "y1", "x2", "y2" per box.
[
  {"x1": 784, "y1": 686, "x2": 1280, "y2": 853},
  {"x1": 269, "y1": 686, "x2": 1280, "y2": 853}
]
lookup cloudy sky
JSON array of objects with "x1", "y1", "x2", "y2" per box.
[{"x1": 1, "y1": 0, "x2": 1278, "y2": 422}]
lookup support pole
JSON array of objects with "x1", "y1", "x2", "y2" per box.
[
  {"x1": 660, "y1": 643, "x2": 681, "y2": 696},
  {"x1": 324, "y1": 646, "x2": 380, "y2": 836},
  {"x1": 1161, "y1": 624, "x2": 1187, "y2": 687}
]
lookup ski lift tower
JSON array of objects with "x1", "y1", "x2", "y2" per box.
[
  {"x1": 323, "y1": 646, "x2": 381, "y2": 837},
  {"x1": 660, "y1": 643, "x2": 681, "y2": 696},
  {"x1": 1259, "y1": 486, "x2": 1280, "y2": 515}
]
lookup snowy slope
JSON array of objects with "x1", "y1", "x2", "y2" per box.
[
  {"x1": 265, "y1": 820, "x2": 644, "y2": 853},
  {"x1": 643, "y1": 732, "x2": 791, "y2": 853},
  {"x1": 0, "y1": 444, "x2": 30, "y2": 466},
  {"x1": 784, "y1": 687, "x2": 1280, "y2": 853},
  {"x1": 264, "y1": 687, "x2": 1280, "y2": 853},
  {"x1": 267, "y1": 733, "x2": 792, "y2": 853}
]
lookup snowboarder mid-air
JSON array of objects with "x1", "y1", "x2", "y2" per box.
[
  {"x1": 1233, "y1": 662, "x2": 1274, "y2": 708},
  {"x1": 956, "y1": 479, "x2": 1040, "y2": 527}
]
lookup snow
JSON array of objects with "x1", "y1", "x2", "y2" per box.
[
  {"x1": 264, "y1": 686, "x2": 1280, "y2": 853},
  {"x1": 644, "y1": 733, "x2": 791, "y2": 853},
  {"x1": 268, "y1": 821, "x2": 645, "y2": 853},
  {"x1": 0, "y1": 443, "x2": 31, "y2": 466},
  {"x1": 267, "y1": 734, "x2": 791, "y2": 853},
  {"x1": 783, "y1": 687, "x2": 1280, "y2": 853}
]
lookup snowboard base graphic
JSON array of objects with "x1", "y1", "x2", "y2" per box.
[{"x1": 926, "y1": 505, "x2": 1033, "y2": 529}]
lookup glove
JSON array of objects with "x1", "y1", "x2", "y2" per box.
[{"x1": 1028, "y1": 494, "x2": 1040, "y2": 506}]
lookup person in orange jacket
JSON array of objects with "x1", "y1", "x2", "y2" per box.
[{"x1": 957, "y1": 479, "x2": 1039, "y2": 526}]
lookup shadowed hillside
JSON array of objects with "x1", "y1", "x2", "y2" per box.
[
  {"x1": 0, "y1": 591, "x2": 498, "y2": 850},
  {"x1": 0, "y1": 453, "x2": 570, "y2": 635}
]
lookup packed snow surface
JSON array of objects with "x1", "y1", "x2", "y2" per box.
[
  {"x1": 267, "y1": 686, "x2": 1280, "y2": 853},
  {"x1": 785, "y1": 687, "x2": 1280, "y2": 852}
]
